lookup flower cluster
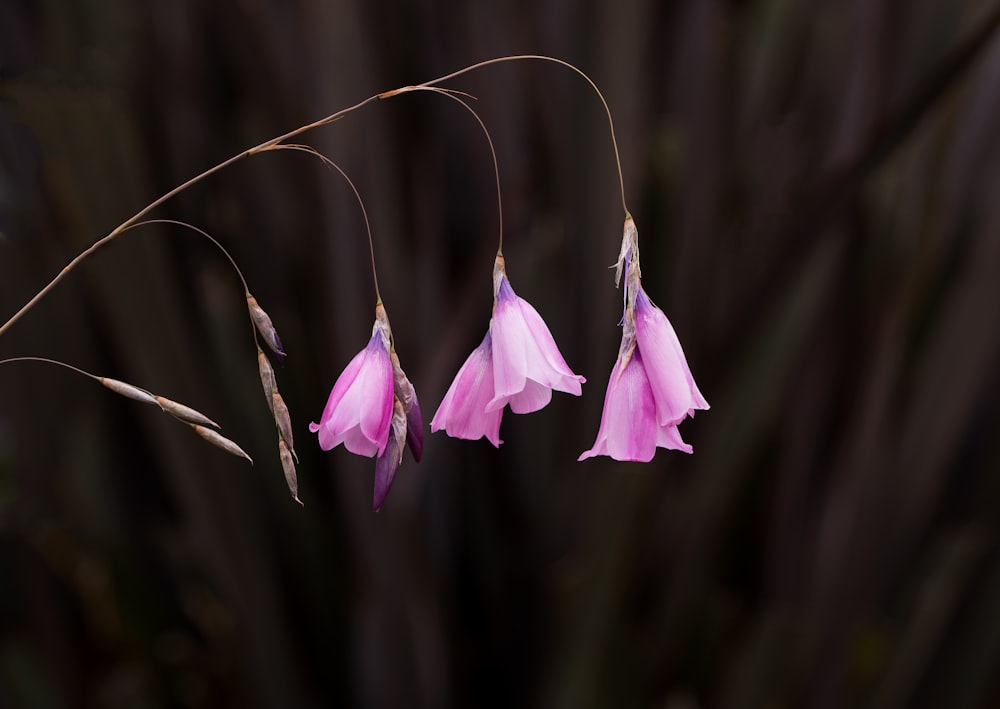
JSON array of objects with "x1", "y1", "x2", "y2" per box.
[{"x1": 310, "y1": 219, "x2": 708, "y2": 508}]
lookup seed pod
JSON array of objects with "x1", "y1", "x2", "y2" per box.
[
  {"x1": 99, "y1": 378, "x2": 158, "y2": 406},
  {"x1": 271, "y1": 391, "x2": 297, "y2": 463},
  {"x1": 257, "y1": 347, "x2": 277, "y2": 414},
  {"x1": 191, "y1": 425, "x2": 252, "y2": 463},
  {"x1": 247, "y1": 294, "x2": 285, "y2": 363},
  {"x1": 156, "y1": 396, "x2": 220, "y2": 429},
  {"x1": 279, "y1": 439, "x2": 302, "y2": 506}
]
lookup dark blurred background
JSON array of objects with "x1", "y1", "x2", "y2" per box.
[{"x1": 3, "y1": 0, "x2": 1000, "y2": 707}]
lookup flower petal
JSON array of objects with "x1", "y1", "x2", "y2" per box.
[
  {"x1": 635, "y1": 287, "x2": 709, "y2": 426},
  {"x1": 431, "y1": 332, "x2": 503, "y2": 447},
  {"x1": 310, "y1": 331, "x2": 393, "y2": 457}
]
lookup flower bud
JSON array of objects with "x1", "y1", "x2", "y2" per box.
[
  {"x1": 271, "y1": 390, "x2": 297, "y2": 463},
  {"x1": 247, "y1": 294, "x2": 286, "y2": 364},
  {"x1": 257, "y1": 347, "x2": 277, "y2": 414},
  {"x1": 373, "y1": 398, "x2": 406, "y2": 511},
  {"x1": 156, "y1": 396, "x2": 220, "y2": 429},
  {"x1": 99, "y1": 377, "x2": 158, "y2": 406},
  {"x1": 191, "y1": 425, "x2": 252, "y2": 463},
  {"x1": 279, "y1": 439, "x2": 302, "y2": 506}
]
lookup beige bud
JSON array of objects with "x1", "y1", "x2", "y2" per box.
[
  {"x1": 271, "y1": 391, "x2": 298, "y2": 463},
  {"x1": 191, "y1": 425, "x2": 252, "y2": 463},
  {"x1": 279, "y1": 439, "x2": 302, "y2": 506},
  {"x1": 156, "y1": 396, "x2": 220, "y2": 429},
  {"x1": 258, "y1": 347, "x2": 277, "y2": 414},
  {"x1": 247, "y1": 294, "x2": 285, "y2": 359},
  {"x1": 99, "y1": 378, "x2": 158, "y2": 406}
]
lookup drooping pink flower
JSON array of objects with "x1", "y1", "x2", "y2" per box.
[
  {"x1": 489, "y1": 267, "x2": 586, "y2": 414},
  {"x1": 311, "y1": 303, "x2": 423, "y2": 510},
  {"x1": 431, "y1": 256, "x2": 584, "y2": 445},
  {"x1": 580, "y1": 216, "x2": 708, "y2": 462},
  {"x1": 310, "y1": 307, "x2": 394, "y2": 457},
  {"x1": 578, "y1": 347, "x2": 691, "y2": 462},
  {"x1": 430, "y1": 332, "x2": 503, "y2": 447}
]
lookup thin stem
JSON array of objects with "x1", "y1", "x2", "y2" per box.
[
  {"x1": 387, "y1": 86, "x2": 504, "y2": 255},
  {"x1": 0, "y1": 355, "x2": 99, "y2": 380},
  {"x1": 121, "y1": 218, "x2": 250, "y2": 294},
  {"x1": 1, "y1": 55, "x2": 623, "y2": 339},
  {"x1": 381, "y1": 54, "x2": 629, "y2": 217},
  {"x1": 260, "y1": 143, "x2": 382, "y2": 302},
  {"x1": 0, "y1": 93, "x2": 381, "y2": 340}
]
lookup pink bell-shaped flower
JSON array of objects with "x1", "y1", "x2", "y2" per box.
[
  {"x1": 580, "y1": 216, "x2": 708, "y2": 462},
  {"x1": 309, "y1": 310, "x2": 394, "y2": 457},
  {"x1": 431, "y1": 256, "x2": 584, "y2": 446}
]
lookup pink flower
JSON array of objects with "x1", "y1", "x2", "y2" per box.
[
  {"x1": 431, "y1": 256, "x2": 584, "y2": 445},
  {"x1": 578, "y1": 347, "x2": 692, "y2": 462},
  {"x1": 310, "y1": 304, "x2": 423, "y2": 510},
  {"x1": 309, "y1": 324, "x2": 394, "y2": 457},
  {"x1": 430, "y1": 332, "x2": 503, "y2": 446},
  {"x1": 580, "y1": 216, "x2": 708, "y2": 462}
]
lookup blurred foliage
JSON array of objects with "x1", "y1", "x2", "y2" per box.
[{"x1": 3, "y1": 0, "x2": 1000, "y2": 707}]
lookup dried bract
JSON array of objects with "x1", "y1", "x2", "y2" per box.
[{"x1": 156, "y1": 396, "x2": 220, "y2": 429}]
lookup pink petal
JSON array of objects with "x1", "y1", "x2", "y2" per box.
[
  {"x1": 579, "y1": 348, "x2": 692, "y2": 462},
  {"x1": 603, "y1": 351, "x2": 658, "y2": 462},
  {"x1": 517, "y1": 297, "x2": 585, "y2": 395},
  {"x1": 488, "y1": 275, "x2": 584, "y2": 411},
  {"x1": 430, "y1": 333, "x2": 503, "y2": 447},
  {"x1": 309, "y1": 332, "x2": 393, "y2": 457},
  {"x1": 635, "y1": 288, "x2": 709, "y2": 426},
  {"x1": 507, "y1": 378, "x2": 553, "y2": 414},
  {"x1": 488, "y1": 287, "x2": 528, "y2": 409}
]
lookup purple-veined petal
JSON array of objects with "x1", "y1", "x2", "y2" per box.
[{"x1": 431, "y1": 332, "x2": 503, "y2": 447}]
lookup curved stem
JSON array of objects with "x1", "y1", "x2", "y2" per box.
[
  {"x1": 261, "y1": 143, "x2": 383, "y2": 302},
  {"x1": 381, "y1": 54, "x2": 629, "y2": 217},
  {"x1": 388, "y1": 87, "x2": 505, "y2": 255},
  {"x1": 1, "y1": 55, "x2": 623, "y2": 340},
  {"x1": 0, "y1": 355, "x2": 99, "y2": 380},
  {"x1": 122, "y1": 218, "x2": 250, "y2": 294},
  {"x1": 0, "y1": 94, "x2": 381, "y2": 340}
]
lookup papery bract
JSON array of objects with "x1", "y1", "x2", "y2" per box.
[
  {"x1": 309, "y1": 324, "x2": 393, "y2": 458},
  {"x1": 430, "y1": 332, "x2": 503, "y2": 447}
]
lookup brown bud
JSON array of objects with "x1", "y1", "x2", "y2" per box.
[
  {"x1": 247, "y1": 294, "x2": 285, "y2": 362},
  {"x1": 99, "y1": 378, "x2": 158, "y2": 406},
  {"x1": 191, "y1": 425, "x2": 252, "y2": 463},
  {"x1": 257, "y1": 347, "x2": 277, "y2": 414},
  {"x1": 279, "y1": 439, "x2": 302, "y2": 506},
  {"x1": 155, "y1": 396, "x2": 220, "y2": 429},
  {"x1": 271, "y1": 391, "x2": 298, "y2": 463}
]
